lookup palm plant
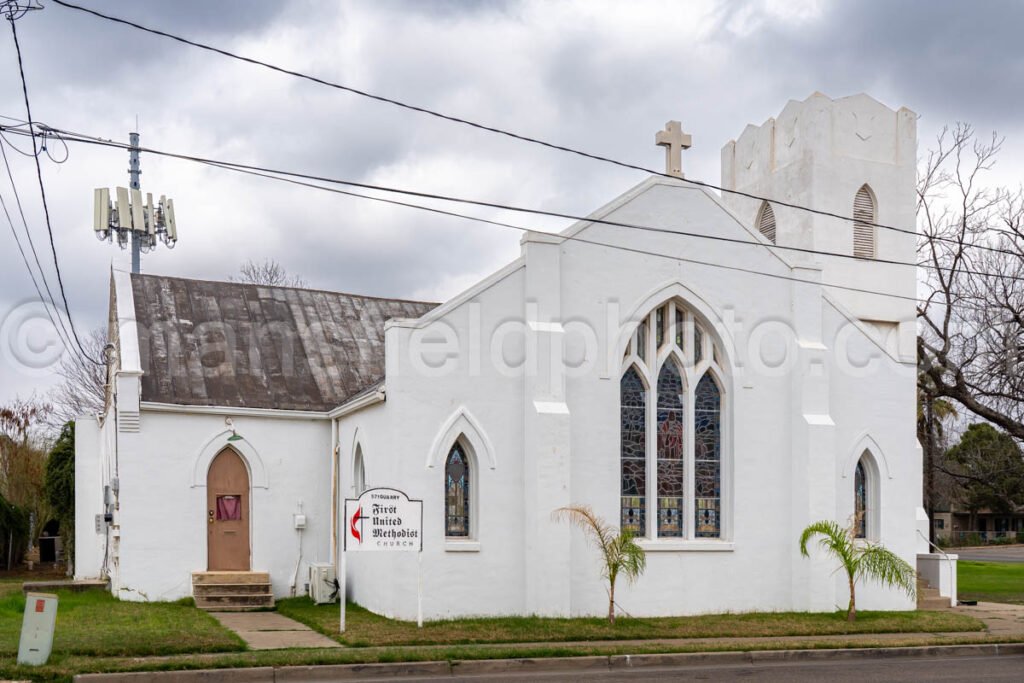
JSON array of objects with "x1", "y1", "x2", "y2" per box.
[
  {"x1": 799, "y1": 517, "x2": 916, "y2": 622},
  {"x1": 552, "y1": 505, "x2": 646, "y2": 624}
]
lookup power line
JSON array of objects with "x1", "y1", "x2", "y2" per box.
[
  {"x1": 7, "y1": 15, "x2": 98, "y2": 364},
  {"x1": 0, "y1": 123, "x2": 923, "y2": 270},
  {"x1": 49, "y1": 0, "x2": 954, "y2": 247},
  {"x1": 8, "y1": 123, "x2": 1024, "y2": 286},
  {"x1": 0, "y1": 122, "x2": 930, "y2": 305},
  {"x1": 2, "y1": 118, "x2": 1015, "y2": 294},
  {"x1": 194, "y1": 158, "x2": 932, "y2": 305},
  {"x1": 0, "y1": 137, "x2": 78, "y2": 355}
]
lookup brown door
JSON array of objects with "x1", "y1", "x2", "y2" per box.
[{"x1": 207, "y1": 448, "x2": 251, "y2": 571}]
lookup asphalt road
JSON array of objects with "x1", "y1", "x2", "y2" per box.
[
  {"x1": 955, "y1": 545, "x2": 1024, "y2": 564},
  {"x1": 353, "y1": 654, "x2": 1024, "y2": 682}
]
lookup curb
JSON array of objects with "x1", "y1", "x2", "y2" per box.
[{"x1": 72, "y1": 642, "x2": 1024, "y2": 681}]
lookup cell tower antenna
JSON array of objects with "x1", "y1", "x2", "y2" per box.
[{"x1": 93, "y1": 129, "x2": 179, "y2": 273}]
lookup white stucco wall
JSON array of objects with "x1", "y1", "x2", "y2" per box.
[
  {"x1": 111, "y1": 410, "x2": 332, "y2": 601},
  {"x1": 342, "y1": 175, "x2": 919, "y2": 620}
]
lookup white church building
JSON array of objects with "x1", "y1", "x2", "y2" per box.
[{"x1": 76, "y1": 93, "x2": 941, "y2": 618}]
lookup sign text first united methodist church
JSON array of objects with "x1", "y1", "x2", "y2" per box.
[{"x1": 344, "y1": 488, "x2": 423, "y2": 552}]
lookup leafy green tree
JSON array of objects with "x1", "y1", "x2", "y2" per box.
[
  {"x1": 45, "y1": 421, "x2": 75, "y2": 572},
  {"x1": 799, "y1": 518, "x2": 916, "y2": 622},
  {"x1": 552, "y1": 505, "x2": 646, "y2": 624},
  {"x1": 943, "y1": 423, "x2": 1024, "y2": 524}
]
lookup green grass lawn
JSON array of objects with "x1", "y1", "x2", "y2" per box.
[
  {"x1": 959, "y1": 561, "x2": 1024, "y2": 605},
  {"x1": 0, "y1": 580, "x2": 245, "y2": 657},
  {"x1": 276, "y1": 599, "x2": 984, "y2": 648}
]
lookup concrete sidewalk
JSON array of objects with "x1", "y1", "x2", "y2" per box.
[{"x1": 209, "y1": 612, "x2": 341, "y2": 650}]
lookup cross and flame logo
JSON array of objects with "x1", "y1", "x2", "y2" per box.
[{"x1": 350, "y1": 505, "x2": 365, "y2": 544}]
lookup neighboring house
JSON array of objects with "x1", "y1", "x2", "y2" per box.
[
  {"x1": 933, "y1": 508, "x2": 1024, "y2": 543},
  {"x1": 76, "y1": 93, "x2": 933, "y2": 618}
]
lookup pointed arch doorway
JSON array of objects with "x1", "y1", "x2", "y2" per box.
[{"x1": 207, "y1": 448, "x2": 251, "y2": 571}]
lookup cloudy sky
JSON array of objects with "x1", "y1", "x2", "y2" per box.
[{"x1": 1, "y1": 0, "x2": 1023, "y2": 407}]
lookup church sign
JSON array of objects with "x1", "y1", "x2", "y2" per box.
[{"x1": 344, "y1": 488, "x2": 422, "y2": 552}]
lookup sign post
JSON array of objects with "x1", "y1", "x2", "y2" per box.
[{"x1": 342, "y1": 487, "x2": 423, "y2": 632}]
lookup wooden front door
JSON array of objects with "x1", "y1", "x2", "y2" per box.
[{"x1": 207, "y1": 448, "x2": 251, "y2": 571}]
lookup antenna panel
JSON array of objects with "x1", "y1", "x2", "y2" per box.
[
  {"x1": 164, "y1": 197, "x2": 177, "y2": 241},
  {"x1": 129, "y1": 189, "x2": 145, "y2": 233},
  {"x1": 93, "y1": 188, "x2": 110, "y2": 232},
  {"x1": 145, "y1": 193, "x2": 155, "y2": 235},
  {"x1": 115, "y1": 187, "x2": 131, "y2": 230}
]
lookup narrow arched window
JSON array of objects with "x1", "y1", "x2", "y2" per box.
[
  {"x1": 694, "y1": 373, "x2": 721, "y2": 538},
  {"x1": 853, "y1": 185, "x2": 876, "y2": 258},
  {"x1": 620, "y1": 366, "x2": 646, "y2": 536},
  {"x1": 445, "y1": 443, "x2": 470, "y2": 537},
  {"x1": 656, "y1": 361, "x2": 685, "y2": 537},
  {"x1": 854, "y1": 459, "x2": 867, "y2": 538},
  {"x1": 757, "y1": 201, "x2": 777, "y2": 243},
  {"x1": 353, "y1": 445, "x2": 366, "y2": 495}
]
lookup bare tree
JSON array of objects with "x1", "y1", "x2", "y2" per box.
[
  {"x1": 46, "y1": 328, "x2": 108, "y2": 430},
  {"x1": 0, "y1": 397, "x2": 54, "y2": 540},
  {"x1": 229, "y1": 258, "x2": 307, "y2": 288},
  {"x1": 917, "y1": 124, "x2": 1024, "y2": 440}
]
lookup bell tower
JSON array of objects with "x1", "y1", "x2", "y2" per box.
[{"x1": 721, "y1": 93, "x2": 917, "y2": 358}]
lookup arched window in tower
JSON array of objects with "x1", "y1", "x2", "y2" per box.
[
  {"x1": 656, "y1": 361, "x2": 685, "y2": 537},
  {"x1": 620, "y1": 366, "x2": 647, "y2": 536},
  {"x1": 445, "y1": 443, "x2": 470, "y2": 537},
  {"x1": 756, "y1": 201, "x2": 777, "y2": 243},
  {"x1": 853, "y1": 185, "x2": 876, "y2": 258},
  {"x1": 854, "y1": 459, "x2": 867, "y2": 539},
  {"x1": 694, "y1": 373, "x2": 722, "y2": 538}
]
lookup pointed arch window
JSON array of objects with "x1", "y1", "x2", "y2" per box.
[
  {"x1": 854, "y1": 459, "x2": 867, "y2": 539},
  {"x1": 853, "y1": 185, "x2": 876, "y2": 258},
  {"x1": 620, "y1": 367, "x2": 646, "y2": 535},
  {"x1": 620, "y1": 300, "x2": 728, "y2": 541},
  {"x1": 694, "y1": 373, "x2": 721, "y2": 537},
  {"x1": 656, "y1": 361, "x2": 685, "y2": 537},
  {"x1": 353, "y1": 445, "x2": 366, "y2": 495},
  {"x1": 445, "y1": 443, "x2": 470, "y2": 538},
  {"x1": 757, "y1": 201, "x2": 777, "y2": 243}
]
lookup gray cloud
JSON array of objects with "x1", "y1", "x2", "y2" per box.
[{"x1": 2, "y1": 0, "x2": 1023, "y2": 407}]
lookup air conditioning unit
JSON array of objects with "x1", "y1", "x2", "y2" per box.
[{"x1": 308, "y1": 563, "x2": 338, "y2": 604}]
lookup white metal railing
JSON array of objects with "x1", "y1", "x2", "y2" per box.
[{"x1": 918, "y1": 529, "x2": 957, "y2": 608}]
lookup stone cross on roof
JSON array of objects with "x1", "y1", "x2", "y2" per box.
[{"x1": 655, "y1": 120, "x2": 691, "y2": 178}]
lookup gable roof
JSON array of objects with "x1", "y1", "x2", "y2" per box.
[{"x1": 127, "y1": 273, "x2": 437, "y2": 412}]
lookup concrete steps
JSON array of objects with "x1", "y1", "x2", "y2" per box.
[
  {"x1": 917, "y1": 575, "x2": 950, "y2": 610},
  {"x1": 192, "y1": 572, "x2": 273, "y2": 611}
]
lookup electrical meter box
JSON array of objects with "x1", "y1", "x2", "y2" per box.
[{"x1": 18, "y1": 592, "x2": 58, "y2": 666}]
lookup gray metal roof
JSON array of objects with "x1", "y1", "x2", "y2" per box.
[{"x1": 129, "y1": 273, "x2": 437, "y2": 412}]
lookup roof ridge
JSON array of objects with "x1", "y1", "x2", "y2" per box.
[{"x1": 127, "y1": 271, "x2": 439, "y2": 306}]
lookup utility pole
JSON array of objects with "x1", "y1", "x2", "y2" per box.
[
  {"x1": 93, "y1": 130, "x2": 178, "y2": 271},
  {"x1": 128, "y1": 131, "x2": 142, "y2": 273}
]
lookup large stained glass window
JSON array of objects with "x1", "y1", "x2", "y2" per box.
[
  {"x1": 656, "y1": 362, "x2": 685, "y2": 537},
  {"x1": 854, "y1": 460, "x2": 867, "y2": 539},
  {"x1": 620, "y1": 367, "x2": 646, "y2": 535},
  {"x1": 694, "y1": 373, "x2": 721, "y2": 538},
  {"x1": 621, "y1": 301, "x2": 727, "y2": 540},
  {"x1": 445, "y1": 443, "x2": 470, "y2": 537}
]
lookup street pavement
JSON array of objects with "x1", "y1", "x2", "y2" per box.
[
  {"x1": 353, "y1": 654, "x2": 1024, "y2": 681},
  {"x1": 955, "y1": 545, "x2": 1024, "y2": 564}
]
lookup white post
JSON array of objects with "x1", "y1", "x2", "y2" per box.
[
  {"x1": 339, "y1": 542, "x2": 346, "y2": 633},
  {"x1": 417, "y1": 550, "x2": 423, "y2": 628}
]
